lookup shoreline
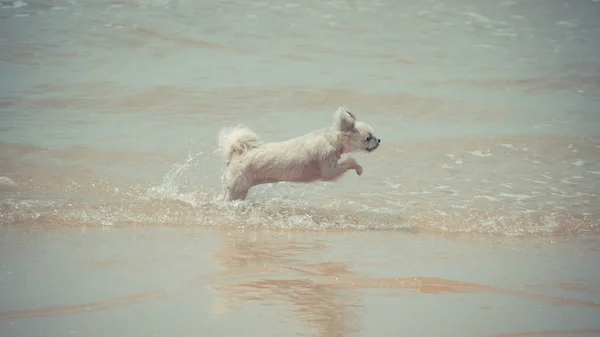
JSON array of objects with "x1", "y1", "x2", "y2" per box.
[{"x1": 1, "y1": 224, "x2": 599, "y2": 336}]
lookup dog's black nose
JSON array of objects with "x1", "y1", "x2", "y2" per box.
[{"x1": 377, "y1": 138, "x2": 381, "y2": 143}]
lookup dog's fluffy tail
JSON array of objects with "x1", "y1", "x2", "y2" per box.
[{"x1": 217, "y1": 125, "x2": 262, "y2": 164}]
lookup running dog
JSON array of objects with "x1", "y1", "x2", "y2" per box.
[{"x1": 217, "y1": 106, "x2": 380, "y2": 201}]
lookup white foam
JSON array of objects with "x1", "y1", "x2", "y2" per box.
[
  {"x1": 521, "y1": 178, "x2": 548, "y2": 185},
  {"x1": 572, "y1": 159, "x2": 586, "y2": 167},
  {"x1": 556, "y1": 20, "x2": 577, "y2": 28},
  {"x1": 385, "y1": 182, "x2": 401, "y2": 189},
  {"x1": 497, "y1": 193, "x2": 532, "y2": 201},
  {"x1": 499, "y1": 144, "x2": 515, "y2": 149},
  {"x1": 0, "y1": 176, "x2": 16, "y2": 186},
  {"x1": 447, "y1": 203, "x2": 467, "y2": 209},
  {"x1": 561, "y1": 176, "x2": 584, "y2": 184},
  {"x1": 2, "y1": 0, "x2": 27, "y2": 9},
  {"x1": 493, "y1": 31, "x2": 517, "y2": 37},
  {"x1": 473, "y1": 44, "x2": 498, "y2": 50},
  {"x1": 475, "y1": 195, "x2": 499, "y2": 201},
  {"x1": 551, "y1": 192, "x2": 588, "y2": 198},
  {"x1": 461, "y1": 12, "x2": 509, "y2": 26},
  {"x1": 470, "y1": 149, "x2": 492, "y2": 157}
]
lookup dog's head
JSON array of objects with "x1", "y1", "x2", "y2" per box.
[{"x1": 333, "y1": 107, "x2": 381, "y2": 153}]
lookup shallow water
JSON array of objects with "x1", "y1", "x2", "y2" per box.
[
  {"x1": 1, "y1": 0, "x2": 600, "y2": 335},
  {"x1": 1, "y1": 0, "x2": 600, "y2": 235}
]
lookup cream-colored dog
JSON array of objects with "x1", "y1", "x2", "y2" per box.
[{"x1": 217, "y1": 107, "x2": 381, "y2": 201}]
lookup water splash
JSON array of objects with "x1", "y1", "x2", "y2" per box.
[{"x1": 146, "y1": 149, "x2": 216, "y2": 206}]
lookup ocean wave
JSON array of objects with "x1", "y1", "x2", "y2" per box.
[
  {"x1": 2, "y1": 189, "x2": 598, "y2": 237},
  {"x1": 1, "y1": 141, "x2": 599, "y2": 237}
]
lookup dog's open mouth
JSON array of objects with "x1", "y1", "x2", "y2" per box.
[{"x1": 365, "y1": 145, "x2": 379, "y2": 153}]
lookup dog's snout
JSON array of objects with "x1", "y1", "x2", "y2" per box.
[{"x1": 377, "y1": 138, "x2": 381, "y2": 144}]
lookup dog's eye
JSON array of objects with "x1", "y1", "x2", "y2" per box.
[{"x1": 365, "y1": 136, "x2": 372, "y2": 141}]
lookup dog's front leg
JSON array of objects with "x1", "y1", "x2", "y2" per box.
[{"x1": 320, "y1": 157, "x2": 362, "y2": 181}]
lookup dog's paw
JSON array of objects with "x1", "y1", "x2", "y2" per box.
[
  {"x1": 355, "y1": 164, "x2": 363, "y2": 176},
  {"x1": 346, "y1": 157, "x2": 363, "y2": 176}
]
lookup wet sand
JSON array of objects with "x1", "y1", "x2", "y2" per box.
[{"x1": 1, "y1": 225, "x2": 599, "y2": 337}]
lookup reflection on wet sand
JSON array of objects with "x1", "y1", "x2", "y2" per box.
[
  {"x1": 0, "y1": 227, "x2": 598, "y2": 337},
  {"x1": 334, "y1": 276, "x2": 600, "y2": 309},
  {"x1": 211, "y1": 231, "x2": 600, "y2": 336},
  {"x1": 0, "y1": 290, "x2": 168, "y2": 320},
  {"x1": 212, "y1": 232, "x2": 361, "y2": 337}
]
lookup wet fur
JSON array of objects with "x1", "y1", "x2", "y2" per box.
[{"x1": 217, "y1": 107, "x2": 381, "y2": 201}]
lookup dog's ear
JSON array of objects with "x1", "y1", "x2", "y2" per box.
[{"x1": 333, "y1": 106, "x2": 356, "y2": 132}]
